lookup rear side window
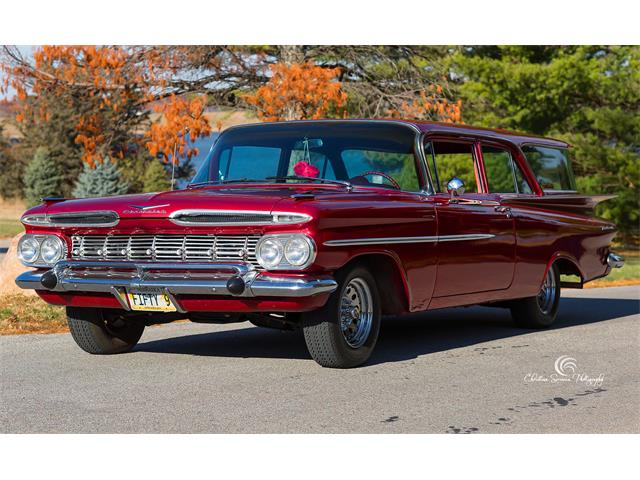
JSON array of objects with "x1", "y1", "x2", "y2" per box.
[
  {"x1": 482, "y1": 146, "x2": 532, "y2": 194},
  {"x1": 483, "y1": 146, "x2": 516, "y2": 193},
  {"x1": 522, "y1": 146, "x2": 576, "y2": 191}
]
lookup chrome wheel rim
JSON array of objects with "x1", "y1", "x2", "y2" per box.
[
  {"x1": 340, "y1": 277, "x2": 373, "y2": 348},
  {"x1": 537, "y1": 269, "x2": 557, "y2": 314}
]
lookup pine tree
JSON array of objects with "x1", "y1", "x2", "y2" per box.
[
  {"x1": 23, "y1": 147, "x2": 64, "y2": 206},
  {"x1": 72, "y1": 157, "x2": 129, "y2": 198},
  {"x1": 142, "y1": 160, "x2": 171, "y2": 193}
]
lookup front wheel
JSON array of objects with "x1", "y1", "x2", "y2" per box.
[
  {"x1": 302, "y1": 265, "x2": 381, "y2": 368},
  {"x1": 510, "y1": 265, "x2": 560, "y2": 328},
  {"x1": 67, "y1": 307, "x2": 145, "y2": 354}
]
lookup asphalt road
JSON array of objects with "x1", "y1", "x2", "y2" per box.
[{"x1": 1, "y1": 286, "x2": 638, "y2": 433}]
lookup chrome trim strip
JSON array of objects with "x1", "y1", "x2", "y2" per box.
[
  {"x1": 21, "y1": 210, "x2": 120, "y2": 228},
  {"x1": 168, "y1": 209, "x2": 312, "y2": 226},
  {"x1": 323, "y1": 234, "x2": 495, "y2": 247}
]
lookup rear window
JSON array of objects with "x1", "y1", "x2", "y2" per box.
[{"x1": 522, "y1": 146, "x2": 576, "y2": 191}]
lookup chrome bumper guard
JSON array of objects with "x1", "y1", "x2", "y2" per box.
[
  {"x1": 607, "y1": 252, "x2": 625, "y2": 269},
  {"x1": 15, "y1": 260, "x2": 337, "y2": 307}
]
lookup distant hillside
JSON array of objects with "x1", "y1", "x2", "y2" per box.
[{"x1": 1, "y1": 104, "x2": 258, "y2": 141}]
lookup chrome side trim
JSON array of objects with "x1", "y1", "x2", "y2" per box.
[
  {"x1": 168, "y1": 209, "x2": 312, "y2": 226},
  {"x1": 21, "y1": 210, "x2": 120, "y2": 228},
  {"x1": 438, "y1": 234, "x2": 496, "y2": 242},
  {"x1": 323, "y1": 234, "x2": 495, "y2": 247}
]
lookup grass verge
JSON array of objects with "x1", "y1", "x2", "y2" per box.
[
  {"x1": 0, "y1": 295, "x2": 67, "y2": 335},
  {"x1": 585, "y1": 250, "x2": 640, "y2": 288},
  {"x1": 0, "y1": 219, "x2": 23, "y2": 239}
]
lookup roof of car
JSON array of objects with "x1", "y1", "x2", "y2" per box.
[
  {"x1": 225, "y1": 119, "x2": 569, "y2": 149},
  {"x1": 411, "y1": 120, "x2": 569, "y2": 148}
]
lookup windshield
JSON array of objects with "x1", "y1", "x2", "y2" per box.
[{"x1": 190, "y1": 122, "x2": 421, "y2": 191}]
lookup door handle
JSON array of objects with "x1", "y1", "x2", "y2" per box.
[{"x1": 495, "y1": 206, "x2": 513, "y2": 218}]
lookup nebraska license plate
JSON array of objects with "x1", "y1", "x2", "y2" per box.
[{"x1": 126, "y1": 291, "x2": 177, "y2": 312}]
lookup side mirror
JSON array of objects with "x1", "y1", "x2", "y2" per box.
[{"x1": 447, "y1": 177, "x2": 465, "y2": 202}]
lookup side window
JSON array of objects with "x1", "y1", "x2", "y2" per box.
[
  {"x1": 521, "y1": 145, "x2": 576, "y2": 191},
  {"x1": 482, "y1": 146, "x2": 517, "y2": 193},
  {"x1": 513, "y1": 161, "x2": 532, "y2": 194},
  {"x1": 482, "y1": 145, "x2": 533, "y2": 194},
  {"x1": 432, "y1": 141, "x2": 478, "y2": 193}
]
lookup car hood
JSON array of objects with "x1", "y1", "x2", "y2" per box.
[{"x1": 26, "y1": 187, "x2": 299, "y2": 219}]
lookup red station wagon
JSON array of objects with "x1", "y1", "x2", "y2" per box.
[{"x1": 16, "y1": 120, "x2": 624, "y2": 368}]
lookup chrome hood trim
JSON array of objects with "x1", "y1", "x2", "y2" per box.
[{"x1": 21, "y1": 210, "x2": 119, "y2": 228}]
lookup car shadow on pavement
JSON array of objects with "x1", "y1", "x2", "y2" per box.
[{"x1": 135, "y1": 296, "x2": 640, "y2": 365}]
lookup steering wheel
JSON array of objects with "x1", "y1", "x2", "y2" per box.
[{"x1": 351, "y1": 171, "x2": 401, "y2": 190}]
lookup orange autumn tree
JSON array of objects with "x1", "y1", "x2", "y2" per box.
[
  {"x1": 386, "y1": 85, "x2": 462, "y2": 123},
  {"x1": 245, "y1": 62, "x2": 347, "y2": 121},
  {"x1": 1, "y1": 46, "x2": 211, "y2": 168},
  {"x1": 146, "y1": 94, "x2": 211, "y2": 164}
]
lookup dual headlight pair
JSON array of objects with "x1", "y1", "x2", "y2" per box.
[
  {"x1": 18, "y1": 234, "x2": 66, "y2": 266},
  {"x1": 255, "y1": 234, "x2": 315, "y2": 270}
]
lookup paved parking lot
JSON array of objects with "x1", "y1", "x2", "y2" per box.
[{"x1": 1, "y1": 286, "x2": 638, "y2": 433}]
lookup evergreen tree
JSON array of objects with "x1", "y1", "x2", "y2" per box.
[
  {"x1": 23, "y1": 147, "x2": 64, "y2": 206},
  {"x1": 142, "y1": 160, "x2": 171, "y2": 193},
  {"x1": 0, "y1": 125, "x2": 27, "y2": 199},
  {"x1": 452, "y1": 46, "x2": 640, "y2": 242},
  {"x1": 73, "y1": 157, "x2": 129, "y2": 198}
]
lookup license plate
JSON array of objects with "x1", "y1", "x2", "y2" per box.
[{"x1": 126, "y1": 291, "x2": 176, "y2": 312}]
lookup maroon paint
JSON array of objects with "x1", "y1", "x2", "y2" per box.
[{"x1": 22, "y1": 120, "x2": 617, "y2": 314}]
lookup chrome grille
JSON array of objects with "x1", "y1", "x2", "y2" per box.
[{"x1": 71, "y1": 234, "x2": 261, "y2": 267}]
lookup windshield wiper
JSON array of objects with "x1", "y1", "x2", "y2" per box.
[
  {"x1": 266, "y1": 176, "x2": 353, "y2": 190},
  {"x1": 188, "y1": 178, "x2": 268, "y2": 188}
]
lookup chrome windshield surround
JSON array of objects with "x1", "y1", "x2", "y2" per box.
[
  {"x1": 169, "y1": 209, "x2": 312, "y2": 226},
  {"x1": 324, "y1": 234, "x2": 495, "y2": 247},
  {"x1": 21, "y1": 210, "x2": 119, "y2": 228}
]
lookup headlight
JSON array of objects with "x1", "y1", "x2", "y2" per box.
[
  {"x1": 17, "y1": 234, "x2": 67, "y2": 266},
  {"x1": 256, "y1": 237, "x2": 284, "y2": 269},
  {"x1": 256, "y1": 234, "x2": 315, "y2": 270},
  {"x1": 40, "y1": 236, "x2": 64, "y2": 264},
  {"x1": 284, "y1": 236, "x2": 312, "y2": 266},
  {"x1": 17, "y1": 236, "x2": 40, "y2": 264}
]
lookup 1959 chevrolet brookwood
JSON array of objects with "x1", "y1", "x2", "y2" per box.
[{"x1": 16, "y1": 120, "x2": 624, "y2": 367}]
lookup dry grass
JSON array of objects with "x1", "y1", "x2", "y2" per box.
[
  {"x1": 0, "y1": 294, "x2": 67, "y2": 335},
  {"x1": 0, "y1": 198, "x2": 25, "y2": 238}
]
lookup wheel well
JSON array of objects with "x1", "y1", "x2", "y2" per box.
[
  {"x1": 337, "y1": 254, "x2": 409, "y2": 315},
  {"x1": 554, "y1": 257, "x2": 583, "y2": 281}
]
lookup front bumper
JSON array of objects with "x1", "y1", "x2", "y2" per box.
[{"x1": 16, "y1": 260, "x2": 337, "y2": 312}]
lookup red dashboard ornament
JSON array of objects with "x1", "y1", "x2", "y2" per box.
[{"x1": 293, "y1": 161, "x2": 320, "y2": 178}]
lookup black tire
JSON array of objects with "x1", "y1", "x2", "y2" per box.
[
  {"x1": 510, "y1": 264, "x2": 561, "y2": 328},
  {"x1": 302, "y1": 265, "x2": 381, "y2": 368},
  {"x1": 67, "y1": 307, "x2": 145, "y2": 354}
]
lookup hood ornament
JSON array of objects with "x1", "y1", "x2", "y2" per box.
[
  {"x1": 128, "y1": 204, "x2": 170, "y2": 210},
  {"x1": 123, "y1": 204, "x2": 170, "y2": 215}
]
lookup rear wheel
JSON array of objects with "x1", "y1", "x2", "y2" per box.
[
  {"x1": 510, "y1": 265, "x2": 560, "y2": 328},
  {"x1": 302, "y1": 266, "x2": 381, "y2": 368},
  {"x1": 67, "y1": 307, "x2": 145, "y2": 354}
]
